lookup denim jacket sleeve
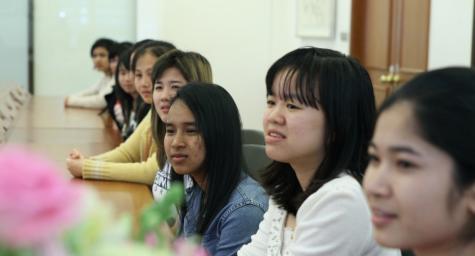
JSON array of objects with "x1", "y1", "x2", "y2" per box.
[{"x1": 208, "y1": 201, "x2": 266, "y2": 256}]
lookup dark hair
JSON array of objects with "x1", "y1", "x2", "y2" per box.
[
  {"x1": 262, "y1": 47, "x2": 376, "y2": 214},
  {"x1": 131, "y1": 40, "x2": 176, "y2": 71},
  {"x1": 151, "y1": 50, "x2": 213, "y2": 169},
  {"x1": 90, "y1": 38, "x2": 116, "y2": 57},
  {"x1": 380, "y1": 67, "x2": 475, "y2": 191},
  {"x1": 109, "y1": 41, "x2": 133, "y2": 61},
  {"x1": 113, "y1": 47, "x2": 135, "y2": 127},
  {"x1": 169, "y1": 83, "x2": 243, "y2": 235}
]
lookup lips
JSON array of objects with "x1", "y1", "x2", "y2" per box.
[
  {"x1": 170, "y1": 153, "x2": 187, "y2": 164},
  {"x1": 265, "y1": 129, "x2": 286, "y2": 144},
  {"x1": 140, "y1": 91, "x2": 152, "y2": 97},
  {"x1": 160, "y1": 105, "x2": 170, "y2": 114},
  {"x1": 370, "y1": 207, "x2": 397, "y2": 228}
]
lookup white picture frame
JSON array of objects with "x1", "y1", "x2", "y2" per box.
[{"x1": 296, "y1": 0, "x2": 336, "y2": 38}]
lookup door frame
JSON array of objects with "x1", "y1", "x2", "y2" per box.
[{"x1": 472, "y1": 2, "x2": 475, "y2": 67}]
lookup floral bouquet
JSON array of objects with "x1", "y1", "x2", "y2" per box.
[{"x1": 0, "y1": 147, "x2": 206, "y2": 256}]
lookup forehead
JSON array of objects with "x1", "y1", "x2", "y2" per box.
[
  {"x1": 136, "y1": 53, "x2": 157, "y2": 66},
  {"x1": 372, "y1": 102, "x2": 447, "y2": 159},
  {"x1": 158, "y1": 67, "x2": 185, "y2": 81},
  {"x1": 373, "y1": 102, "x2": 421, "y2": 143},
  {"x1": 93, "y1": 47, "x2": 108, "y2": 54},
  {"x1": 167, "y1": 100, "x2": 194, "y2": 123}
]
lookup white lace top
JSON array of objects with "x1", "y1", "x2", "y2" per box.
[{"x1": 238, "y1": 174, "x2": 401, "y2": 256}]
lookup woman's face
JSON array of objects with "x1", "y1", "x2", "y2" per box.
[
  {"x1": 152, "y1": 67, "x2": 187, "y2": 122},
  {"x1": 364, "y1": 102, "x2": 473, "y2": 253},
  {"x1": 134, "y1": 53, "x2": 157, "y2": 104},
  {"x1": 164, "y1": 100, "x2": 206, "y2": 186},
  {"x1": 263, "y1": 71, "x2": 326, "y2": 174},
  {"x1": 92, "y1": 47, "x2": 110, "y2": 73},
  {"x1": 118, "y1": 64, "x2": 135, "y2": 95}
]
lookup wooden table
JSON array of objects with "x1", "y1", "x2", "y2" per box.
[{"x1": 5, "y1": 96, "x2": 154, "y2": 231}]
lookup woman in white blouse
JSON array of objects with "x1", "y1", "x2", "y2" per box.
[{"x1": 238, "y1": 47, "x2": 400, "y2": 256}]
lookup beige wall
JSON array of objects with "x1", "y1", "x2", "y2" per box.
[
  {"x1": 143, "y1": 0, "x2": 352, "y2": 130},
  {"x1": 140, "y1": 0, "x2": 473, "y2": 130}
]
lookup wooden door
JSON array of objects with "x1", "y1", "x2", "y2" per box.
[{"x1": 350, "y1": 0, "x2": 430, "y2": 107}]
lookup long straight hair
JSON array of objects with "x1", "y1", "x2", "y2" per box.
[
  {"x1": 168, "y1": 83, "x2": 243, "y2": 235},
  {"x1": 262, "y1": 47, "x2": 376, "y2": 214}
]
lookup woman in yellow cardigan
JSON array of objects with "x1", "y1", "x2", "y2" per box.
[{"x1": 66, "y1": 48, "x2": 213, "y2": 185}]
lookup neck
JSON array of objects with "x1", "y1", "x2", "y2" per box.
[
  {"x1": 191, "y1": 172, "x2": 207, "y2": 191},
  {"x1": 415, "y1": 240, "x2": 475, "y2": 256},
  {"x1": 290, "y1": 153, "x2": 324, "y2": 190}
]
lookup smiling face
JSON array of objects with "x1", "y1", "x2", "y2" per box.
[
  {"x1": 364, "y1": 102, "x2": 473, "y2": 254},
  {"x1": 164, "y1": 100, "x2": 206, "y2": 186},
  {"x1": 263, "y1": 71, "x2": 326, "y2": 175},
  {"x1": 134, "y1": 53, "x2": 157, "y2": 104},
  {"x1": 152, "y1": 67, "x2": 188, "y2": 122}
]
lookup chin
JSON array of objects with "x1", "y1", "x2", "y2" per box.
[
  {"x1": 265, "y1": 149, "x2": 289, "y2": 163},
  {"x1": 374, "y1": 232, "x2": 406, "y2": 250}
]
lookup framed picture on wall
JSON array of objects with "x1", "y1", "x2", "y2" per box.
[{"x1": 296, "y1": 0, "x2": 336, "y2": 38}]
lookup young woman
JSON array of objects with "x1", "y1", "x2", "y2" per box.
[
  {"x1": 65, "y1": 37, "x2": 116, "y2": 109},
  {"x1": 238, "y1": 47, "x2": 399, "y2": 255},
  {"x1": 66, "y1": 41, "x2": 175, "y2": 184},
  {"x1": 146, "y1": 49, "x2": 213, "y2": 199},
  {"x1": 164, "y1": 83, "x2": 268, "y2": 256},
  {"x1": 364, "y1": 67, "x2": 475, "y2": 256}
]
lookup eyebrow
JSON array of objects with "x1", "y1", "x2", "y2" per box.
[
  {"x1": 165, "y1": 121, "x2": 196, "y2": 126},
  {"x1": 267, "y1": 93, "x2": 300, "y2": 101},
  {"x1": 369, "y1": 142, "x2": 422, "y2": 156}
]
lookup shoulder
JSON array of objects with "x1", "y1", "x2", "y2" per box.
[
  {"x1": 298, "y1": 174, "x2": 369, "y2": 219},
  {"x1": 222, "y1": 176, "x2": 269, "y2": 218}
]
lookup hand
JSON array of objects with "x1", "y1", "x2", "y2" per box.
[
  {"x1": 69, "y1": 149, "x2": 84, "y2": 160},
  {"x1": 64, "y1": 97, "x2": 69, "y2": 108},
  {"x1": 66, "y1": 158, "x2": 84, "y2": 178}
]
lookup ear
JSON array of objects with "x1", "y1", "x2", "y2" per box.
[{"x1": 466, "y1": 184, "x2": 475, "y2": 214}]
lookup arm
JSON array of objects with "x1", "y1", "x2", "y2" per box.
[
  {"x1": 81, "y1": 112, "x2": 159, "y2": 185},
  {"x1": 214, "y1": 203, "x2": 266, "y2": 256},
  {"x1": 81, "y1": 154, "x2": 158, "y2": 185},
  {"x1": 92, "y1": 112, "x2": 151, "y2": 162},
  {"x1": 66, "y1": 76, "x2": 107, "y2": 99},
  {"x1": 66, "y1": 79, "x2": 113, "y2": 109},
  {"x1": 236, "y1": 199, "x2": 276, "y2": 256}
]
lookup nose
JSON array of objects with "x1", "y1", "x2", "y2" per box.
[
  {"x1": 160, "y1": 86, "x2": 174, "y2": 102},
  {"x1": 171, "y1": 131, "x2": 185, "y2": 148},
  {"x1": 265, "y1": 104, "x2": 285, "y2": 125},
  {"x1": 363, "y1": 163, "x2": 392, "y2": 199}
]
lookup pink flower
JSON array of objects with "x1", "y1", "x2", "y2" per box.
[
  {"x1": 173, "y1": 238, "x2": 208, "y2": 256},
  {"x1": 0, "y1": 146, "x2": 81, "y2": 248},
  {"x1": 144, "y1": 232, "x2": 158, "y2": 247}
]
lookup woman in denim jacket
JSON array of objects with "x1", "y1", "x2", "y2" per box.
[{"x1": 163, "y1": 83, "x2": 268, "y2": 256}]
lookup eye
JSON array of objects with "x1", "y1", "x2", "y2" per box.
[
  {"x1": 154, "y1": 84, "x2": 163, "y2": 91},
  {"x1": 286, "y1": 103, "x2": 300, "y2": 110},
  {"x1": 396, "y1": 160, "x2": 416, "y2": 170},
  {"x1": 266, "y1": 99, "x2": 275, "y2": 107},
  {"x1": 186, "y1": 127, "x2": 198, "y2": 134},
  {"x1": 367, "y1": 153, "x2": 380, "y2": 165},
  {"x1": 171, "y1": 84, "x2": 182, "y2": 90},
  {"x1": 165, "y1": 127, "x2": 176, "y2": 134}
]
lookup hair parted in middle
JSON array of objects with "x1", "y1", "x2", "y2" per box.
[{"x1": 168, "y1": 82, "x2": 243, "y2": 235}]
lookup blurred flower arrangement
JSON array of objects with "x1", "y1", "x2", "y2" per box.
[{"x1": 0, "y1": 147, "x2": 206, "y2": 256}]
